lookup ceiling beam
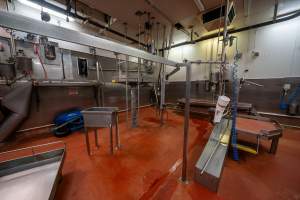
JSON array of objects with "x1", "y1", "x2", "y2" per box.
[{"x1": 0, "y1": 10, "x2": 177, "y2": 66}]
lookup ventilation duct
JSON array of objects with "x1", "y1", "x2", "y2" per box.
[{"x1": 202, "y1": 2, "x2": 235, "y2": 31}]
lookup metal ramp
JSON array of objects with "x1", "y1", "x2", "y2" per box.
[{"x1": 194, "y1": 118, "x2": 231, "y2": 192}]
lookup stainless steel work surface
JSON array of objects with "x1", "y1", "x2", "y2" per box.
[
  {"x1": 83, "y1": 107, "x2": 118, "y2": 113},
  {"x1": 82, "y1": 107, "x2": 118, "y2": 127},
  {"x1": 0, "y1": 161, "x2": 60, "y2": 200}
]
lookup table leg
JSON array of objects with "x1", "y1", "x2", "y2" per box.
[
  {"x1": 110, "y1": 124, "x2": 114, "y2": 154},
  {"x1": 94, "y1": 129, "x2": 100, "y2": 148},
  {"x1": 270, "y1": 136, "x2": 279, "y2": 154},
  {"x1": 256, "y1": 136, "x2": 260, "y2": 154},
  {"x1": 85, "y1": 128, "x2": 91, "y2": 155},
  {"x1": 115, "y1": 114, "x2": 120, "y2": 149}
]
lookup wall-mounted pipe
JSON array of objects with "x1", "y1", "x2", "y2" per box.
[
  {"x1": 0, "y1": 83, "x2": 32, "y2": 142},
  {"x1": 160, "y1": 11, "x2": 300, "y2": 51}
]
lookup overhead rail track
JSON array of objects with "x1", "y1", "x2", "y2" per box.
[{"x1": 0, "y1": 11, "x2": 177, "y2": 67}]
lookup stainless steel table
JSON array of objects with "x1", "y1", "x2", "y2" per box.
[{"x1": 81, "y1": 107, "x2": 119, "y2": 155}]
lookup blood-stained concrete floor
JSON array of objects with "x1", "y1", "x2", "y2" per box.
[{"x1": 0, "y1": 107, "x2": 299, "y2": 200}]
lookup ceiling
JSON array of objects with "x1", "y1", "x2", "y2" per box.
[
  {"x1": 79, "y1": 0, "x2": 203, "y2": 27},
  {"x1": 202, "y1": 0, "x2": 224, "y2": 10},
  {"x1": 77, "y1": 0, "x2": 222, "y2": 42},
  {"x1": 75, "y1": 0, "x2": 300, "y2": 45}
]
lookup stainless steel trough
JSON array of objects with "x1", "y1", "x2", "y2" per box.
[
  {"x1": 194, "y1": 119, "x2": 231, "y2": 192},
  {"x1": 0, "y1": 141, "x2": 66, "y2": 200}
]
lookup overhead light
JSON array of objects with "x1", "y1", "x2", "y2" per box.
[{"x1": 18, "y1": 0, "x2": 74, "y2": 22}]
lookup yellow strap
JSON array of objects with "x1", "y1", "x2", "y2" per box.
[{"x1": 235, "y1": 144, "x2": 258, "y2": 155}]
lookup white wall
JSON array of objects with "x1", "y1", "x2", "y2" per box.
[{"x1": 166, "y1": 16, "x2": 300, "y2": 81}]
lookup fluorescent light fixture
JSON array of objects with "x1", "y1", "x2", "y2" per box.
[{"x1": 18, "y1": 0, "x2": 74, "y2": 21}]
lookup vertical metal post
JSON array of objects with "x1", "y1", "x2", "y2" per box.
[
  {"x1": 94, "y1": 86, "x2": 100, "y2": 106},
  {"x1": 100, "y1": 87, "x2": 104, "y2": 107},
  {"x1": 115, "y1": 112, "x2": 120, "y2": 149},
  {"x1": 138, "y1": 15, "x2": 141, "y2": 49},
  {"x1": 85, "y1": 128, "x2": 91, "y2": 155},
  {"x1": 156, "y1": 22, "x2": 160, "y2": 54},
  {"x1": 219, "y1": 0, "x2": 229, "y2": 95},
  {"x1": 95, "y1": 58, "x2": 101, "y2": 106},
  {"x1": 160, "y1": 63, "x2": 165, "y2": 125},
  {"x1": 9, "y1": 30, "x2": 16, "y2": 58},
  {"x1": 96, "y1": 59, "x2": 100, "y2": 83},
  {"x1": 124, "y1": 22, "x2": 129, "y2": 126},
  {"x1": 109, "y1": 124, "x2": 114, "y2": 154},
  {"x1": 116, "y1": 54, "x2": 121, "y2": 79},
  {"x1": 166, "y1": 26, "x2": 174, "y2": 59},
  {"x1": 181, "y1": 62, "x2": 191, "y2": 183},
  {"x1": 96, "y1": 58, "x2": 105, "y2": 106},
  {"x1": 273, "y1": 0, "x2": 279, "y2": 20},
  {"x1": 94, "y1": 129, "x2": 99, "y2": 148},
  {"x1": 137, "y1": 57, "x2": 141, "y2": 125},
  {"x1": 209, "y1": 41, "x2": 214, "y2": 101},
  {"x1": 125, "y1": 55, "x2": 129, "y2": 127},
  {"x1": 131, "y1": 86, "x2": 138, "y2": 128},
  {"x1": 61, "y1": 50, "x2": 66, "y2": 79}
]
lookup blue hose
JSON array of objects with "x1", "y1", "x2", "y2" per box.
[
  {"x1": 280, "y1": 84, "x2": 300, "y2": 110},
  {"x1": 231, "y1": 62, "x2": 239, "y2": 161},
  {"x1": 288, "y1": 84, "x2": 300, "y2": 104}
]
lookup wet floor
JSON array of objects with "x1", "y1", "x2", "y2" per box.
[{"x1": 0, "y1": 107, "x2": 299, "y2": 200}]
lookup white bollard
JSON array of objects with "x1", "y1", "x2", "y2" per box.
[{"x1": 213, "y1": 96, "x2": 230, "y2": 123}]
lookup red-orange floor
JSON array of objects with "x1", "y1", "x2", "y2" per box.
[{"x1": 0, "y1": 107, "x2": 300, "y2": 200}]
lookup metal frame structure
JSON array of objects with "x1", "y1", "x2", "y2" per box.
[
  {"x1": 81, "y1": 107, "x2": 119, "y2": 155},
  {"x1": 0, "y1": 10, "x2": 230, "y2": 183},
  {"x1": 0, "y1": 10, "x2": 176, "y2": 129},
  {"x1": 137, "y1": 58, "x2": 141, "y2": 124},
  {"x1": 160, "y1": 63, "x2": 166, "y2": 125},
  {"x1": 0, "y1": 11, "x2": 177, "y2": 67},
  {"x1": 125, "y1": 55, "x2": 129, "y2": 127},
  {"x1": 179, "y1": 59, "x2": 227, "y2": 183},
  {"x1": 236, "y1": 114, "x2": 283, "y2": 154}
]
